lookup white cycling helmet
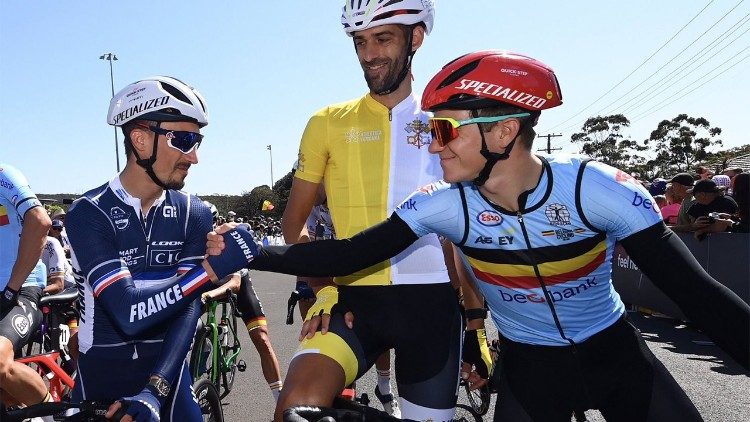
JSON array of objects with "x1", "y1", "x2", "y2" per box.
[
  {"x1": 342, "y1": 0, "x2": 435, "y2": 35},
  {"x1": 107, "y1": 76, "x2": 208, "y2": 127}
]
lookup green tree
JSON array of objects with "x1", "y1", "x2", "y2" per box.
[
  {"x1": 645, "y1": 114, "x2": 722, "y2": 174},
  {"x1": 271, "y1": 169, "x2": 294, "y2": 216},
  {"x1": 239, "y1": 185, "x2": 280, "y2": 218},
  {"x1": 570, "y1": 114, "x2": 646, "y2": 170}
]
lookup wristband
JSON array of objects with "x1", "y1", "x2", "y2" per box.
[
  {"x1": 206, "y1": 227, "x2": 259, "y2": 280},
  {"x1": 465, "y1": 308, "x2": 488, "y2": 321}
]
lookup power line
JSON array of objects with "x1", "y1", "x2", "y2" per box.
[
  {"x1": 588, "y1": 8, "x2": 748, "y2": 121},
  {"x1": 543, "y1": 0, "x2": 718, "y2": 132},
  {"x1": 554, "y1": 1, "x2": 747, "y2": 134},
  {"x1": 621, "y1": 25, "x2": 750, "y2": 116},
  {"x1": 630, "y1": 47, "x2": 750, "y2": 122}
]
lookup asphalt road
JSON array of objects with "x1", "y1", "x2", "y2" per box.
[{"x1": 220, "y1": 271, "x2": 749, "y2": 422}]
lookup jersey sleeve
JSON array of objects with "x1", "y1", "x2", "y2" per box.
[
  {"x1": 294, "y1": 109, "x2": 329, "y2": 184},
  {"x1": 67, "y1": 198, "x2": 215, "y2": 336},
  {"x1": 394, "y1": 181, "x2": 465, "y2": 244},
  {"x1": 179, "y1": 196, "x2": 214, "y2": 273},
  {"x1": 0, "y1": 164, "x2": 42, "y2": 217},
  {"x1": 578, "y1": 162, "x2": 662, "y2": 239}
]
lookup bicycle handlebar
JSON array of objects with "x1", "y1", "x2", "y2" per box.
[{"x1": 2, "y1": 400, "x2": 119, "y2": 422}]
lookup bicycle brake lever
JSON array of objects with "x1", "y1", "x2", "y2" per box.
[{"x1": 286, "y1": 290, "x2": 300, "y2": 325}]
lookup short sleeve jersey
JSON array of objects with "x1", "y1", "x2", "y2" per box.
[
  {"x1": 295, "y1": 93, "x2": 448, "y2": 286},
  {"x1": 66, "y1": 175, "x2": 213, "y2": 355},
  {"x1": 396, "y1": 155, "x2": 663, "y2": 346},
  {"x1": 0, "y1": 163, "x2": 46, "y2": 290}
]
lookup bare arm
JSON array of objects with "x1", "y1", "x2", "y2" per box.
[
  {"x1": 43, "y1": 275, "x2": 64, "y2": 295},
  {"x1": 202, "y1": 272, "x2": 241, "y2": 302},
  {"x1": 282, "y1": 177, "x2": 334, "y2": 292},
  {"x1": 8, "y1": 207, "x2": 51, "y2": 290}
]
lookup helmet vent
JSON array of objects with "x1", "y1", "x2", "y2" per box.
[
  {"x1": 436, "y1": 59, "x2": 480, "y2": 89},
  {"x1": 160, "y1": 81, "x2": 192, "y2": 105}
]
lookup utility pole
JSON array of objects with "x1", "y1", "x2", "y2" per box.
[
  {"x1": 99, "y1": 53, "x2": 120, "y2": 172},
  {"x1": 267, "y1": 145, "x2": 274, "y2": 187},
  {"x1": 537, "y1": 133, "x2": 563, "y2": 154}
]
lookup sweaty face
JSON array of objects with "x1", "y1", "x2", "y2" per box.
[
  {"x1": 151, "y1": 121, "x2": 201, "y2": 190},
  {"x1": 354, "y1": 25, "x2": 409, "y2": 94}
]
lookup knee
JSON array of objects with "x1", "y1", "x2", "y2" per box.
[
  {"x1": 0, "y1": 341, "x2": 14, "y2": 380},
  {"x1": 249, "y1": 328, "x2": 272, "y2": 350}
]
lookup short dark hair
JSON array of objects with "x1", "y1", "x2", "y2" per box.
[{"x1": 475, "y1": 105, "x2": 538, "y2": 150}]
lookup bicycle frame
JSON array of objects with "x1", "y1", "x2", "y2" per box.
[
  {"x1": 16, "y1": 351, "x2": 75, "y2": 402},
  {"x1": 195, "y1": 294, "x2": 242, "y2": 395}
]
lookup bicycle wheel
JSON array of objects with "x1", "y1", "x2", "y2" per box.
[
  {"x1": 453, "y1": 404, "x2": 483, "y2": 422},
  {"x1": 193, "y1": 376, "x2": 224, "y2": 422},
  {"x1": 464, "y1": 381, "x2": 490, "y2": 416},
  {"x1": 218, "y1": 305, "x2": 240, "y2": 397},
  {"x1": 189, "y1": 325, "x2": 216, "y2": 384}
]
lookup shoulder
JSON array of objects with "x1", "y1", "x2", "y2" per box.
[
  {"x1": 0, "y1": 163, "x2": 27, "y2": 184},
  {"x1": 310, "y1": 95, "x2": 367, "y2": 120},
  {"x1": 397, "y1": 180, "x2": 460, "y2": 214}
]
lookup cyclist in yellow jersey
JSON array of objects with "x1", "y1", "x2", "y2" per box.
[{"x1": 279, "y1": 2, "x2": 469, "y2": 421}]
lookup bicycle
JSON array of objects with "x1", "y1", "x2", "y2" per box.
[
  {"x1": 0, "y1": 400, "x2": 118, "y2": 422},
  {"x1": 283, "y1": 397, "x2": 482, "y2": 422},
  {"x1": 14, "y1": 287, "x2": 79, "y2": 403},
  {"x1": 193, "y1": 376, "x2": 225, "y2": 422},
  {"x1": 189, "y1": 289, "x2": 246, "y2": 399}
]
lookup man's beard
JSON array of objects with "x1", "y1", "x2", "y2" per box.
[
  {"x1": 163, "y1": 179, "x2": 185, "y2": 190},
  {"x1": 362, "y1": 54, "x2": 406, "y2": 94}
]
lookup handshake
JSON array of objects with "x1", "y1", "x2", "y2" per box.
[{"x1": 205, "y1": 223, "x2": 259, "y2": 281}]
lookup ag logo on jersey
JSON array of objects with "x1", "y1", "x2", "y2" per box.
[
  {"x1": 110, "y1": 207, "x2": 130, "y2": 230},
  {"x1": 162, "y1": 205, "x2": 177, "y2": 218},
  {"x1": 545, "y1": 203, "x2": 571, "y2": 226},
  {"x1": 477, "y1": 210, "x2": 503, "y2": 226}
]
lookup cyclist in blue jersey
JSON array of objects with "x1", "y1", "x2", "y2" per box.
[
  {"x1": 208, "y1": 51, "x2": 749, "y2": 422},
  {"x1": 0, "y1": 163, "x2": 54, "y2": 414},
  {"x1": 65, "y1": 76, "x2": 249, "y2": 422}
]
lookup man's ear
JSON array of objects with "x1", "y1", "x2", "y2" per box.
[
  {"x1": 128, "y1": 126, "x2": 151, "y2": 155},
  {"x1": 488, "y1": 119, "x2": 522, "y2": 150},
  {"x1": 410, "y1": 25, "x2": 425, "y2": 52}
]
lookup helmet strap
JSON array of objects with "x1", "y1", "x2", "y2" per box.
[
  {"x1": 473, "y1": 110, "x2": 518, "y2": 186},
  {"x1": 374, "y1": 25, "x2": 416, "y2": 96},
  {"x1": 132, "y1": 121, "x2": 169, "y2": 189}
]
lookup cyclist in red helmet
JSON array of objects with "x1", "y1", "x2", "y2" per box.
[{"x1": 208, "y1": 51, "x2": 749, "y2": 421}]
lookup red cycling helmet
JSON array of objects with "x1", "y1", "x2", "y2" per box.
[{"x1": 422, "y1": 50, "x2": 563, "y2": 112}]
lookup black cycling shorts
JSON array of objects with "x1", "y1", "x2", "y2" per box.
[
  {"x1": 493, "y1": 315, "x2": 703, "y2": 422},
  {"x1": 296, "y1": 282, "x2": 463, "y2": 418},
  {"x1": 0, "y1": 286, "x2": 43, "y2": 356},
  {"x1": 237, "y1": 272, "x2": 267, "y2": 331}
]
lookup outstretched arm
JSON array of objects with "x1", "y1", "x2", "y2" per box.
[{"x1": 621, "y1": 222, "x2": 749, "y2": 370}]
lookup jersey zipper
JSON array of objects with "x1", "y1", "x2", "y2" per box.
[
  {"x1": 388, "y1": 109, "x2": 392, "y2": 122},
  {"x1": 516, "y1": 211, "x2": 576, "y2": 346}
]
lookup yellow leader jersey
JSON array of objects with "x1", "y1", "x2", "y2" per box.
[{"x1": 295, "y1": 93, "x2": 449, "y2": 286}]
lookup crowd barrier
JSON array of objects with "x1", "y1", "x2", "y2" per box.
[{"x1": 612, "y1": 232, "x2": 749, "y2": 320}]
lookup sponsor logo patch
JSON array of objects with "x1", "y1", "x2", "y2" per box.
[
  {"x1": 477, "y1": 210, "x2": 503, "y2": 226},
  {"x1": 545, "y1": 203, "x2": 571, "y2": 226},
  {"x1": 110, "y1": 207, "x2": 130, "y2": 230},
  {"x1": 404, "y1": 119, "x2": 431, "y2": 149},
  {"x1": 344, "y1": 128, "x2": 382, "y2": 143},
  {"x1": 12, "y1": 314, "x2": 30, "y2": 337}
]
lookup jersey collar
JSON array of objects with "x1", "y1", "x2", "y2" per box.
[
  {"x1": 108, "y1": 174, "x2": 167, "y2": 220},
  {"x1": 363, "y1": 92, "x2": 418, "y2": 114}
]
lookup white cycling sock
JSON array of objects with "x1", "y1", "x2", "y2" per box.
[
  {"x1": 269, "y1": 380, "x2": 283, "y2": 401},
  {"x1": 377, "y1": 369, "x2": 392, "y2": 396}
]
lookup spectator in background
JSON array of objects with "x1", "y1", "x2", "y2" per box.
[
  {"x1": 227, "y1": 210, "x2": 236, "y2": 222},
  {"x1": 695, "y1": 173, "x2": 749, "y2": 236},
  {"x1": 648, "y1": 178, "x2": 667, "y2": 197},
  {"x1": 40, "y1": 235, "x2": 70, "y2": 293},
  {"x1": 49, "y1": 219, "x2": 69, "y2": 258},
  {"x1": 50, "y1": 209, "x2": 71, "y2": 255},
  {"x1": 695, "y1": 165, "x2": 713, "y2": 181},
  {"x1": 712, "y1": 174, "x2": 731, "y2": 191},
  {"x1": 668, "y1": 173, "x2": 697, "y2": 232},
  {"x1": 723, "y1": 167, "x2": 743, "y2": 181},
  {"x1": 687, "y1": 179, "x2": 738, "y2": 222},
  {"x1": 661, "y1": 185, "x2": 682, "y2": 225}
]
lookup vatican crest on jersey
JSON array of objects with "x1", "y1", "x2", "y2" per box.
[
  {"x1": 545, "y1": 203, "x2": 571, "y2": 226},
  {"x1": 405, "y1": 119, "x2": 431, "y2": 149}
]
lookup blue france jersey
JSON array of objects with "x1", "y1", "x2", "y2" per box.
[
  {"x1": 396, "y1": 155, "x2": 662, "y2": 346},
  {"x1": 66, "y1": 175, "x2": 213, "y2": 355},
  {"x1": 0, "y1": 163, "x2": 46, "y2": 290}
]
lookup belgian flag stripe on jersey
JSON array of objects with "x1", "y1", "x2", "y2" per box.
[
  {"x1": 466, "y1": 239, "x2": 607, "y2": 289},
  {"x1": 460, "y1": 232, "x2": 606, "y2": 265},
  {"x1": 0, "y1": 206, "x2": 9, "y2": 226}
]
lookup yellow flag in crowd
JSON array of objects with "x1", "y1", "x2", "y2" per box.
[{"x1": 262, "y1": 200, "x2": 275, "y2": 211}]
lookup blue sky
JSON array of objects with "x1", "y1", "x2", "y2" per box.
[{"x1": 2, "y1": 1, "x2": 747, "y2": 195}]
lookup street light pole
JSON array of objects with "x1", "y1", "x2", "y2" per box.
[
  {"x1": 100, "y1": 53, "x2": 120, "y2": 172},
  {"x1": 267, "y1": 145, "x2": 274, "y2": 187}
]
